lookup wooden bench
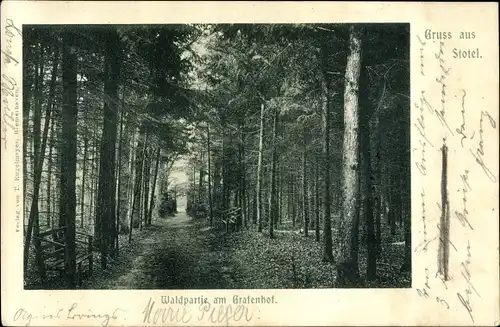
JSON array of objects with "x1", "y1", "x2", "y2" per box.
[
  {"x1": 221, "y1": 207, "x2": 241, "y2": 233},
  {"x1": 34, "y1": 226, "x2": 94, "y2": 287}
]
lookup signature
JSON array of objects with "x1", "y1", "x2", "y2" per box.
[
  {"x1": 13, "y1": 303, "x2": 125, "y2": 327},
  {"x1": 142, "y1": 296, "x2": 254, "y2": 325}
]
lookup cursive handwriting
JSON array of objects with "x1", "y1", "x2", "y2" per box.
[
  {"x1": 454, "y1": 170, "x2": 473, "y2": 230},
  {"x1": 415, "y1": 28, "x2": 496, "y2": 321},
  {"x1": 142, "y1": 296, "x2": 254, "y2": 326},
  {"x1": 416, "y1": 266, "x2": 450, "y2": 310},
  {"x1": 143, "y1": 297, "x2": 192, "y2": 324},
  {"x1": 2, "y1": 19, "x2": 22, "y2": 67},
  {"x1": 415, "y1": 187, "x2": 432, "y2": 252},
  {"x1": 1, "y1": 19, "x2": 21, "y2": 150},
  {"x1": 417, "y1": 35, "x2": 426, "y2": 76},
  {"x1": 455, "y1": 90, "x2": 475, "y2": 147},
  {"x1": 1, "y1": 73, "x2": 18, "y2": 149},
  {"x1": 197, "y1": 302, "x2": 253, "y2": 324},
  {"x1": 433, "y1": 41, "x2": 454, "y2": 136},
  {"x1": 470, "y1": 111, "x2": 497, "y2": 182},
  {"x1": 414, "y1": 91, "x2": 435, "y2": 176},
  {"x1": 415, "y1": 91, "x2": 435, "y2": 145},
  {"x1": 457, "y1": 240, "x2": 480, "y2": 323},
  {"x1": 13, "y1": 303, "x2": 125, "y2": 327}
]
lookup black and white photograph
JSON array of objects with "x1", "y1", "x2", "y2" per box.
[{"x1": 22, "y1": 23, "x2": 410, "y2": 290}]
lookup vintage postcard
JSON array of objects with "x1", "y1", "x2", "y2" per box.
[{"x1": 1, "y1": 1, "x2": 498, "y2": 326}]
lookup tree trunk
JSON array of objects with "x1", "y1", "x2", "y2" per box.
[
  {"x1": 89, "y1": 137, "x2": 96, "y2": 226},
  {"x1": 291, "y1": 175, "x2": 296, "y2": 228},
  {"x1": 92, "y1": 136, "x2": 100, "y2": 225},
  {"x1": 245, "y1": 183, "x2": 250, "y2": 228},
  {"x1": 143, "y1": 146, "x2": 151, "y2": 226},
  {"x1": 309, "y1": 169, "x2": 314, "y2": 231},
  {"x1": 141, "y1": 143, "x2": 150, "y2": 226},
  {"x1": 402, "y1": 182, "x2": 411, "y2": 272},
  {"x1": 23, "y1": 37, "x2": 33, "y2": 214},
  {"x1": 33, "y1": 43, "x2": 43, "y2": 198},
  {"x1": 336, "y1": 25, "x2": 363, "y2": 287},
  {"x1": 60, "y1": 35, "x2": 78, "y2": 287},
  {"x1": 321, "y1": 58, "x2": 333, "y2": 262},
  {"x1": 398, "y1": 192, "x2": 403, "y2": 227},
  {"x1": 139, "y1": 163, "x2": 145, "y2": 228},
  {"x1": 128, "y1": 128, "x2": 138, "y2": 243},
  {"x1": 269, "y1": 104, "x2": 278, "y2": 239},
  {"x1": 278, "y1": 166, "x2": 283, "y2": 226},
  {"x1": 267, "y1": 187, "x2": 271, "y2": 227},
  {"x1": 375, "y1": 194, "x2": 382, "y2": 258},
  {"x1": 95, "y1": 30, "x2": 121, "y2": 268},
  {"x1": 190, "y1": 165, "x2": 196, "y2": 212},
  {"x1": 302, "y1": 128, "x2": 309, "y2": 237},
  {"x1": 46, "y1": 117, "x2": 55, "y2": 227},
  {"x1": 148, "y1": 147, "x2": 161, "y2": 224},
  {"x1": 372, "y1": 92, "x2": 383, "y2": 258},
  {"x1": 198, "y1": 151, "x2": 204, "y2": 205},
  {"x1": 119, "y1": 119, "x2": 133, "y2": 233},
  {"x1": 32, "y1": 45, "x2": 44, "y2": 280},
  {"x1": 401, "y1": 114, "x2": 411, "y2": 273},
  {"x1": 256, "y1": 103, "x2": 265, "y2": 233},
  {"x1": 115, "y1": 93, "x2": 125, "y2": 239},
  {"x1": 239, "y1": 120, "x2": 247, "y2": 230},
  {"x1": 130, "y1": 131, "x2": 147, "y2": 232},
  {"x1": 389, "y1": 190, "x2": 397, "y2": 235},
  {"x1": 80, "y1": 112, "x2": 89, "y2": 229},
  {"x1": 207, "y1": 124, "x2": 214, "y2": 227},
  {"x1": 288, "y1": 176, "x2": 291, "y2": 224},
  {"x1": 237, "y1": 146, "x2": 244, "y2": 230},
  {"x1": 360, "y1": 66, "x2": 376, "y2": 281},
  {"x1": 315, "y1": 161, "x2": 320, "y2": 242},
  {"x1": 252, "y1": 186, "x2": 257, "y2": 225}
]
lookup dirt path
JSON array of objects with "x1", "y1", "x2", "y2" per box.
[{"x1": 87, "y1": 212, "x2": 241, "y2": 289}]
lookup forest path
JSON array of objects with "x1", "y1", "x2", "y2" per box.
[{"x1": 88, "y1": 212, "x2": 241, "y2": 289}]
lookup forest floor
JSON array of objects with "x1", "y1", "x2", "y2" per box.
[
  {"x1": 86, "y1": 211, "x2": 242, "y2": 289},
  {"x1": 82, "y1": 211, "x2": 410, "y2": 289},
  {"x1": 26, "y1": 211, "x2": 410, "y2": 289}
]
